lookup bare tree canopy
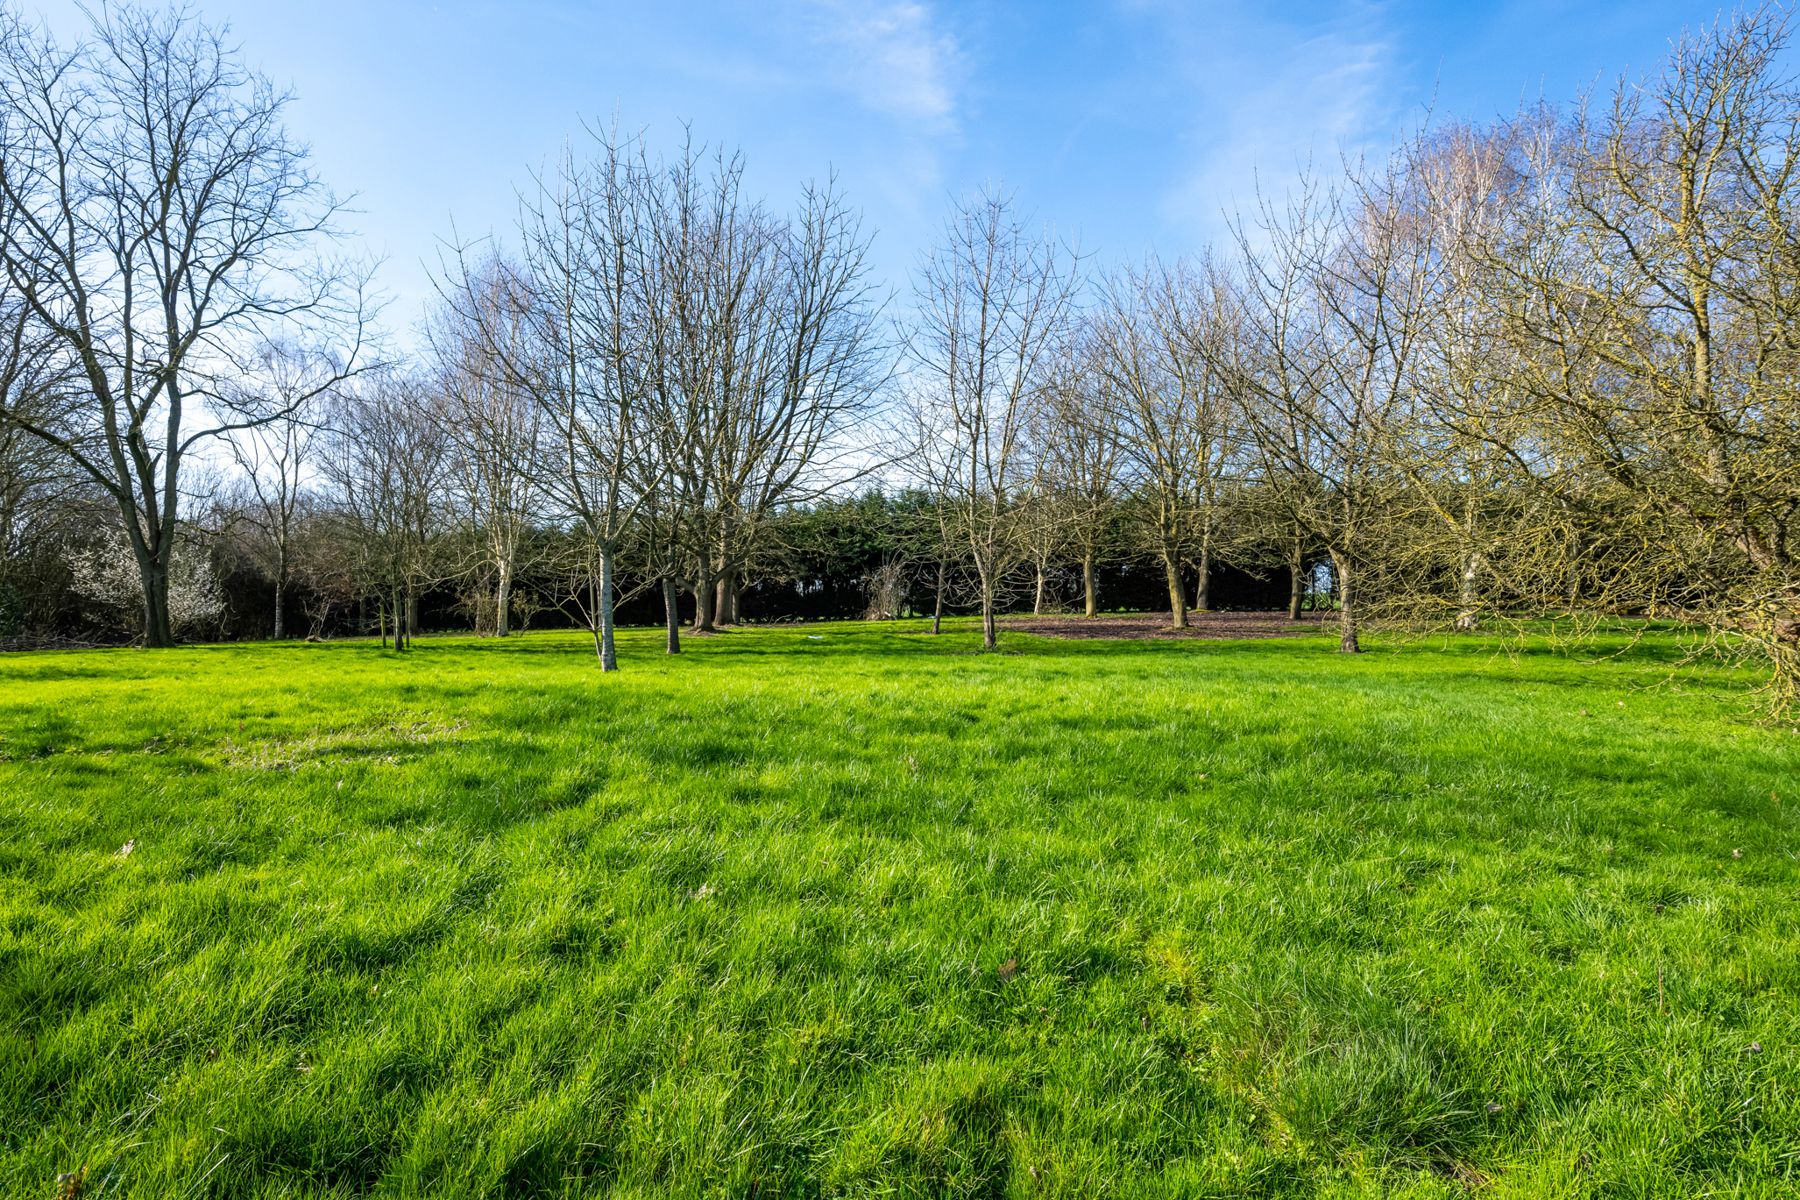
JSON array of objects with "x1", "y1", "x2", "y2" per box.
[
  {"x1": 907, "y1": 189, "x2": 1078, "y2": 650},
  {"x1": 435, "y1": 130, "x2": 883, "y2": 669},
  {"x1": 0, "y1": 2, "x2": 371, "y2": 646}
]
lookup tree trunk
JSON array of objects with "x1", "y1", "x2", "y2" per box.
[
  {"x1": 587, "y1": 569, "x2": 603, "y2": 662},
  {"x1": 1195, "y1": 543, "x2": 1212, "y2": 613},
  {"x1": 663, "y1": 576, "x2": 682, "y2": 655},
  {"x1": 978, "y1": 556, "x2": 998, "y2": 650},
  {"x1": 1164, "y1": 555, "x2": 1188, "y2": 629},
  {"x1": 692, "y1": 567, "x2": 716, "y2": 633},
  {"x1": 273, "y1": 546, "x2": 287, "y2": 640},
  {"x1": 1082, "y1": 550, "x2": 1097, "y2": 617},
  {"x1": 140, "y1": 561, "x2": 173, "y2": 648},
  {"x1": 715, "y1": 567, "x2": 739, "y2": 626},
  {"x1": 598, "y1": 545, "x2": 618, "y2": 672},
  {"x1": 377, "y1": 598, "x2": 387, "y2": 649},
  {"x1": 932, "y1": 561, "x2": 946, "y2": 635},
  {"x1": 495, "y1": 559, "x2": 512, "y2": 638},
  {"x1": 1565, "y1": 526, "x2": 1582, "y2": 612},
  {"x1": 114, "y1": 476, "x2": 173, "y2": 647},
  {"x1": 1330, "y1": 550, "x2": 1359, "y2": 653},
  {"x1": 406, "y1": 593, "x2": 419, "y2": 639},
  {"x1": 1287, "y1": 536, "x2": 1304, "y2": 621},
  {"x1": 1454, "y1": 551, "x2": 1480, "y2": 632},
  {"x1": 1033, "y1": 562, "x2": 1047, "y2": 615}
]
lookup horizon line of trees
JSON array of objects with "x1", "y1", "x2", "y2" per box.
[{"x1": 4, "y1": 4, "x2": 1800, "y2": 704}]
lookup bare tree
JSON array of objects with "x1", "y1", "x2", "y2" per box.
[
  {"x1": 1037, "y1": 331, "x2": 1124, "y2": 617},
  {"x1": 0, "y1": 4, "x2": 370, "y2": 646},
  {"x1": 0, "y1": 231, "x2": 73, "y2": 607},
  {"x1": 224, "y1": 345, "x2": 330, "y2": 639},
  {"x1": 288, "y1": 497, "x2": 356, "y2": 639},
  {"x1": 1227, "y1": 167, "x2": 1431, "y2": 653},
  {"x1": 897, "y1": 405, "x2": 969, "y2": 635},
  {"x1": 430, "y1": 253, "x2": 543, "y2": 638},
  {"x1": 445, "y1": 131, "x2": 879, "y2": 666},
  {"x1": 510, "y1": 136, "x2": 662, "y2": 670},
  {"x1": 1095, "y1": 258, "x2": 1240, "y2": 628},
  {"x1": 318, "y1": 377, "x2": 447, "y2": 650},
  {"x1": 907, "y1": 190, "x2": 1078, "y2": 649},
  {"x1": 642, "y1": 146, "x2": 884, "y2": 633},
  {"x1": 1482, "y1": 8, "x2": 1800, "y2": 701}
]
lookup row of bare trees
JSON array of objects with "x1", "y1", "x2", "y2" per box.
[
  {"x1": 890, "y1": 5, "x2": 1800, "y2": 705},
  {"x1": 4, "y1": 3, "x2": 1799, "y2": 704}
]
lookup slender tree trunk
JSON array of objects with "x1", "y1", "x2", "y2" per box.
[
  {"x1": 1330, "y1": 549, "x2": 1359, "y2": 653},
  {"x1": 587, "y1": 569, "x2": 603, "y2": 662},
  {"x1": 598, "y1": 546, "x2": 618, "y2": 672},
  {"x1": 1082, "y1": 549, "x2": 1097, "y2": 617},
  {"x1": 1195, "y1": 543, "x2": 1212, "y2": 613},
  {"x1": 1288, "y1": 536, "x2": 1303, "y2": 629},
  {"x1": 406, "y1": 593, "x2": 419, "y2": 639},
  {"x1": 1164, "y1": 554, "x2": 1188, "y2": 629},
  {"x1": 1565, "y1": 525, "x2": 1582, "y2": 613},
  {"x1": 1287, "y1": 536, "x2": 1304, "y2": 621},
  {"x1": 978, "y1": 556, "x2": 998, "y2": 650},
  {"x1": 1033, "y1": 562, "x2": 1047, "y2": 615},
  {"x1": 932, "y1": 560, "x2": 946, "y2": 635},
  {"x1": 271, "y1": 542, "x2": 287, "y2": 640},
  {"x1": 495, "y1": 559, "x2": 512, "y2": 638},
  {"x1": 663, "y1": 576, "x2": 682, "y2": 655},
  {"x1": 119, "y1": 498, "x2": 174, "y2": 647},
  {"x1": 378, "y1": 599, "x2": 387, "y2": 649}
]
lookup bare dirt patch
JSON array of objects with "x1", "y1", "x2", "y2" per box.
[{"x1": 1010, "y1": 611, "x2": 1329, "y2": 641}]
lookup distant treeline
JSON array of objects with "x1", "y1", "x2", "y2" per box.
[{"x1": 0, "y1": 488, "x2": 1307, "y2": 644}]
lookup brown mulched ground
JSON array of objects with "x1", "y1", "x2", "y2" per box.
[{"x1": 1009, "y1": 611, "x2": 1329, "y2": 641}]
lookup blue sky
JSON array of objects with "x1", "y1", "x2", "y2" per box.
[{"x1": 24, "y1": 1, "x2": 1742, "y2": 341}]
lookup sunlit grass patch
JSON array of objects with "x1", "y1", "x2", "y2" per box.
[{"x1": 1, "y1": 620, "x2": 1796, "y2": 1196}]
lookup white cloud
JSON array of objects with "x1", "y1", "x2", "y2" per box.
[
  {"x1": 797, "y1": 0, "x2": 961, "y2": 133},
  {"x1": 1140, "y1": 1, "x2": 1399, "y2": 242}
]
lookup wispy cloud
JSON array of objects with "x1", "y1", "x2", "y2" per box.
[
  {"x1": 1134, "y1": 0, "x2": 1399, "y2": 241},
  {"x1": 796, "y1": 1, "x2": 961, "y2": 134}
]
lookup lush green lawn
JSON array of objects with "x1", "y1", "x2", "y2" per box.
[{"x1": 1, "y1": 621, "x2": 1796, "y2": 1198}]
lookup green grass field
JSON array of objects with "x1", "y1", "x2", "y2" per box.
[{"x1": 1, "y1": 621, "x2": 1796, "y2": 1198}]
